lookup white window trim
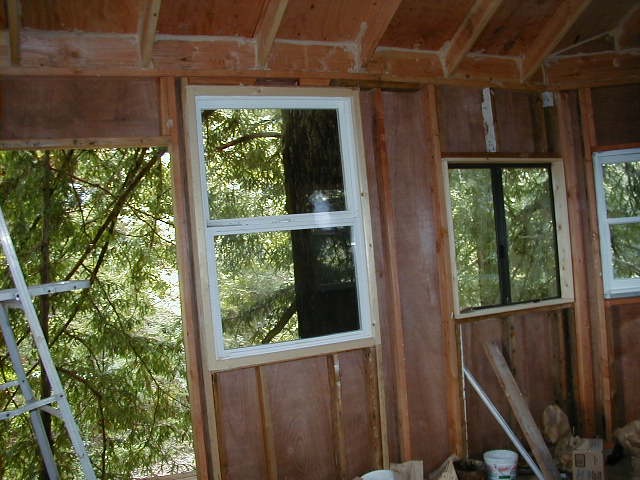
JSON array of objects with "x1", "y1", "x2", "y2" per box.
[
  {"x1": 593, "y1": 148, "x2": 640, "y2": 299},
  {"x1": 443, "y1": 156, "x2": 574, "y2": 320},
  {"x1": 184, "y1": 85, "x2": 379, "y2": 371}
]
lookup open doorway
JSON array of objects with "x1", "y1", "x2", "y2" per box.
[{"x1": 0, "y1": 147, "x2": 195, "y2": 478}]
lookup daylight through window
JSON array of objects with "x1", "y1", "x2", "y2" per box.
[
  {"x1": 447, "y1": 162, "x2": 567, "y2": 315},
  {"x1": 189, "y1": 88, "x2": 375, "y2": 365},
  {"x1": 594, "y1": 148, "x2": 640, "y2": 298}
]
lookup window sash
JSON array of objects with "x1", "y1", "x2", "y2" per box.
[{"x1": 594, "y1": 148, "x2": 640, "y2": 297}]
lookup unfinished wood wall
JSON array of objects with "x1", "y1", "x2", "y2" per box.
[
  {"x1": 1, "y1": 75, "x2": 638, "y2": 479},
  {"x1": 589, "y1": 84, "x2": 640, "y2": 429}
]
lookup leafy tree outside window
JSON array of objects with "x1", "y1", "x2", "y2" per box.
[
  {"x1": 594, "y1": 148, "x2": 640, "y2": 298},
  {"x1": 448, "y1": 163, "x2": 561, "y2": 313}
]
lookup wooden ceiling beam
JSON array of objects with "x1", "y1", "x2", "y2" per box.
[
  {"x1": 442, "y1": 0, "x2": 504, "y2": 77},
  {"x1": 254, "y1": 0, "x2": 289, "y2": 68},
  {"x1": 139, "y1": 0, "x2": 162, "y2": 67},
  {"x1": 521, "y1": 0, "x2": 592, "y2": 81},
  {"x1": 5, "y1": 0, "x2": 21, "y2": 65},
  {"x1": 358, "y1": 0, "x2": 402, "y2": 68}
]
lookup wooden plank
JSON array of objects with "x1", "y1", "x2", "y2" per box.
[
  {"x1": 6, "y1": 0, "x2": 20, "y2": 65},
  {"x1": 555, "y1": 90, "x2": 597, "y2": 436},
  {"x1": 327, "y1": 354, "x2": 347, "y2": 480},
  {"x1": 545, "y1": 51, "x2": 640, "y2": 89},
  {"x1": 578, "y1": 87, "x2": 614, "y2": 439},
  {"x1": 0, "y1": 136, "x2": 170, "y2": 150},
  {"x1": 521, "y1": 0, "x2": 592, "y2": 80},
  {"x1": 423, "y1": 84, "x2": 464, "y2": 457},
  {"x1": 617, "y1": 4, "x2": 640, "y2": 49},
  {"x1": 254, "y1": 0, "x2": 289, "y2": 68},
  {"x1": 436, "y1": 86, "x2": 486, "y2": 153},
  {"x1": 364, "y1": 347, "x2": 385, "y2": 469},
  {"x1": 0, "y1": 76, "x2": 161, "y2": 140},
  {"x1": 443, "y1": 0, "x2": 504, "y2": 76},
  {"x1": 373, "y1": 89, "x2": 413, "y2": 461},
  {"x1": 256, "y1": 366, "x2": 278, "y2": 480},
  {"x1": 358, "y1": 0, "x2": 403, "y2": 67},
  {"x1": 140, "y1": 0, "x2": 162, "y2": 67},
  {"x1": 590, "y1": 84, "x2": 640, "y2": 147},
  {"x1": 162, "y1": 76, "x2": 216, "y2": 480},
  {"x1": 484, "y1": 341, "x2": 562, "y2": 480}
]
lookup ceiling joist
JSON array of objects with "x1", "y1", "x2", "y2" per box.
[
  {"x1": 139, "y1": 0, "x2": 162, "y2": 67},
  {"x1": 442, "y1": 0, "x2": 504, "y2": 77},
  {"x1": 358, "y1": 0, "x2": 403, "y2": 68},
  {"x1": 521, "y1": 0, "x2": 592, "y2": 81},
  {"x1": 5, "y1": 0, "x2": 21, "y2": 65},
  {"x1": 254, "y1": 0, "x2": 289, "y2": 68}
]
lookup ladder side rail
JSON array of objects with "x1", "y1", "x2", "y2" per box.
[
  {"x1": 0, "y1": 304, "x2": 60, "y2": 479},
  {"x1": 0, "y1": 207, "x2": 97, "y2": 480}
]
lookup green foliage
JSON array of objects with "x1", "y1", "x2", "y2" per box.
[
  {"x1": 0, "y1": 148, "x2": 193, "y2": 479},
  {"x1": 449, "y1": 165, "x2": 559, "y2": 311}
]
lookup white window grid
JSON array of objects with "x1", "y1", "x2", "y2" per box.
[
  {"x1": 593, "y1": 148, "x2": 640, "y2": 298},
  {"x1": 192, "y1": 90, "x2": 376, "y2": 365}
]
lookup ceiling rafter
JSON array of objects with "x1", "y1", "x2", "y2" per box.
[
  {"x1": 5, "y1": 0, "x2": 21, "y2": 65},
  {"x1": 442, "y1": 0, "x2": 504, "y2": 77},
  {"x1": 139, "y1": 0, "x2": 162, "y2": 67},
  {"x1": 254, "y1": 0, "x2": 289, "y2": 68},
  {"x1": 521, "y1": 0, "x2": 592, "y2": 81},
  {"x1": 358, "y1": 0, "x2": 403, "y2": 68}
]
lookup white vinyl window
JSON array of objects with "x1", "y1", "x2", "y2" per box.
[
  {"x1": 185, "y1": 86, "x2": 377, "y2": 369},
  {"x1": 594, "y1": 148, "x2": 640, "y2": 298}
]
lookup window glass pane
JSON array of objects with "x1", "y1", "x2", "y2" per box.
[
  {"x1": 215, "y1": 226, "x2": 359, "y2": 350},
  {"x1": 503, "y1": 167, "x2": 559, "y2": 303},
  {"x1": 201, "y1": 108, "x2": 346, "y2": 219},
  {"x1": 602, "y1": 160, "x2": 640, "y2": 218},
  {"x1": 449, "y1": 168, "x2": 500, "y2": 311},
  {"x1": 610, "y1": 223, "x2": 640, "y2": 280}
]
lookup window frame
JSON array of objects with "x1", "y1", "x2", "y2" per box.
[
  {"x1": 593, "y1": 147, "x2": 640, "y2": 298},
  {"x1": 443, "y1": 156, "x2": 574, "y2": 320},
  {"x1": 184, "y1": 85, "x2": 379, "y2": 371}
]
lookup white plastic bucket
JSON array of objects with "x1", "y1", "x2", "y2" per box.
[
  {"x1": 361, "y1": 470, "x2": 397, "y2": 480},
  {"x1": 483, "y1": 449, "x2": 518, "y2": 480}
]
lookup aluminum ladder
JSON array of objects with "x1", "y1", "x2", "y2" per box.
[{"x1": 0, "y1": 206, "x2": 97, "y2": 479}]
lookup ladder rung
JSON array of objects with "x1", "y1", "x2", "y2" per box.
[
  {"x1": 0, "y1": 280, "x2": 90, "y2": 305},
  {"x1": 0, "y1": 394, "x2": 62, "y2": 421},
  {"x1": 0, "y1": 380, "x2": 20, "y2": 391},
  {"x1": 39, "y1": 405, "x2": 62, "y2": 418}
]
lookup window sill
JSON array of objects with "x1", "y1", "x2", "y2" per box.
[{"x1": 454, "y1": 298, "x2": 574, "y2": 323}]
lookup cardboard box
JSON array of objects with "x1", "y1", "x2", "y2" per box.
[{"x1": 572, "y1": 438, "x2": 604, "y2": 480}]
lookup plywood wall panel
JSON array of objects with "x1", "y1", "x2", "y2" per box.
[
  {"x1": 263, "y1": 356, "x2": 338, "y2": 480},
  {"x1": 436, "y1": 86, "x2": 486, "y2": 153},
  {"x1": 338, "y1": 349, "x2": 381, "y2": 477},
  {"x1": 492, "y1": 89, "x2": 557, "y2": 153},
  {"x1": 214, "y1": 368, "x2": 269, "y2": 479},
  {"x1": 0, "y1": 77, "x2": 161, "y2": 140},
  {"x1": 382, "y1": 90, "x2": 451, "y2": 470},
  {"x1": 609, "y1": 303, "x2": 640, "y2": 427},
  {"x1": 591, "y1": 84, "x2": 640, "y2": 147}
]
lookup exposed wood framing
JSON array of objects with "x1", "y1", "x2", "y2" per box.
[
  {"x1": 5, "y1": 0, "x2": 21, "y2": 65},
  {"x1": 365, "y1": 347, "x2": 386, "y2": 469},
  {"x1": 555, "y1": 90, "x2": 597, "y2": 436},
  {"x1": 0, "y1": 136, "x2": 170, "y2": 151},
  {"x1": 358, "y1": 0, "x2": 403, "y2": 68},
  {"x1": 545, "y1": 51, "x2": 640, "y2": 89},
  {"x1": 577, "y1": 88, "x2": 614, "y2": 438},
  {"x1": 139, "y1": 0, "x2": 162, "y2": 67},
  {"x1": 161, "y1": 76, "x2": 216, "y2": 480},
  {"x1": 327, "y1": 354, "x2": 347, "y2": 480},
  {"x1": 423, "y1": 84, "x2": 464, "y2": 457},
  {"x1": 521, "y1": 0, "x2": 592, "y2": 81},
  {"x1": 442, "y1": 0, "x2": 504, "y2": 77},
  {"x1": 254, "y1": 0, "x2": 289, "y2": 68},
  {"x1": 373, "y1": 89, "x2": 413, "y2": 461}
]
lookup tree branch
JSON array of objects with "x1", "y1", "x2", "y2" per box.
[{"x1": 215, "y1": 132, "x2": 281, "y2": 151}]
